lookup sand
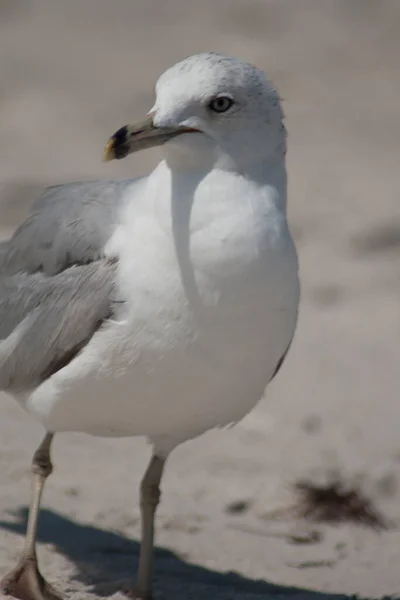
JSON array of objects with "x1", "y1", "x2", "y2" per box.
[{"x1": 1, "y1": 1, "x2": 399, "y2": 598}]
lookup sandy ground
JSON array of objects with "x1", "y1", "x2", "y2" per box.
[{"x1": 1, "y1": 1, "x2": 400, "y2": 598}]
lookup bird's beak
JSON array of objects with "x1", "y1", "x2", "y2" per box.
[{"x1": 103, "y1": 115, "x2": 197, "y2": 161}]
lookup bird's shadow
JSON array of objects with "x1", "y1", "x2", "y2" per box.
[{"x1": 0, "y1": 507, "x2": 368, "y2": 599}]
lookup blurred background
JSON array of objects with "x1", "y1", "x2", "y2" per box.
[{"x1": 0, "y1": 1, "x2": 399, "y2": 598}]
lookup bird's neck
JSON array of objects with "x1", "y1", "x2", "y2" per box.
[
  {"x1": 161, "y1": 151, "x2": 287, "y2": 215},
  {"x1": 163, "y1": 134, "x2": 287, "y2": 197}
]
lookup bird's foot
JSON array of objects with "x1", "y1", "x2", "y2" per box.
[{"x1": 1, "y1": 556, "x2": 63, "y2": 600}]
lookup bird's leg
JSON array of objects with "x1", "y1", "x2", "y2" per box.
[
  {"x1": 128, "y1": 454, "x2": 165, "y2": 600},
  {"x1": 1, "y1": 432, "x2": 63, "y2": 600}
]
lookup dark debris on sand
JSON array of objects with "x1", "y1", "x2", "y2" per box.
[{"x1": 293, "y1": 477, "x2": 389, "y2": 530}]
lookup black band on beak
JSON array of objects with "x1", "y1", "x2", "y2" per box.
[{"x1": 110, "y1": 125, "x2": 130, "y2": 160}]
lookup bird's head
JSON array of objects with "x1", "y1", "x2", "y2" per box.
[{"x1": 103, "y1": 53, "x2": 285, "y2": 171}]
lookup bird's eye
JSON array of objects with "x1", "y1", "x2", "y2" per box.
[{"x1": 208, "y1": 96, "x2": 234, "y2": 113}]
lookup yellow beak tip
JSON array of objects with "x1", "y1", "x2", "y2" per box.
[{"x1": 102, "y1": 140, "x2": 115, "y2": 162}]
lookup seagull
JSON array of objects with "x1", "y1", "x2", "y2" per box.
[{"x1": 0, "y1": 52, "x2": 299, "y2": 600}]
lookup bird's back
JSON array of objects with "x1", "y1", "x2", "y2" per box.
[{"x1": 0, "y1": 178, "x2": 137, "y2": 276}]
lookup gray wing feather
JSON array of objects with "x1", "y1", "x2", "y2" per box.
[
  {"x1": 0, "y1": 177, "x2": 138, "y2": 392},
  {"x1": 0, "y1": 178, "x2": 137, "y2": 276},
  {"x1": 0, "y1": 260, "x2": 116, "y2": 392}
]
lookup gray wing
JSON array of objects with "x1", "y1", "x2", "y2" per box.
[
  {"x1": 0, "y1": 178, "x2": 137, "y2": 276},
  {"x1": 0, "y1": 262, "x2": 116, "y2": 392},
  {"x1": 0, "y1": 178, "x2": 138, "y2": 392}
]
